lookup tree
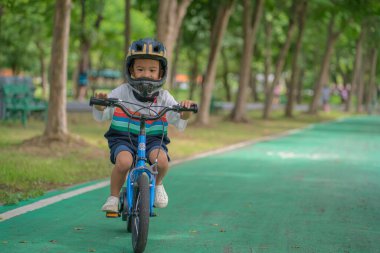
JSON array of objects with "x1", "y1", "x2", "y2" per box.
[
  {"x1": 43, "y1": 0, "x2": 72, "y2": 141},
  {"x1": 365, "y1": 17, "x2": 380, "y2": 113},
  {"x1": 284, "y1": 0, "x2": 307, "y2": 117},
  {"x1": 221, "y1": 47, "x2": 232, "y2": 102},
  {"x1": 345, "y1": 25, "x2": 364, "y2": 112},
  {"x1": 263, "y1": 12, "x2": 273, "y2": 98},
  {"x1": 156, "y1": 0, "x2": 192, "y2": 89},
  {"x1": 196, "y1": 0, "x2": 235, "y2": 125},
  {"x1": 367, "y1": 48, "x2": 378, "y2": 113},
  {"x1": 308, "y1": 13, "x2": 344, "y2": 114},
  {"x1": 263, "y1": 0, "x2": 302, "y2": 119},
  {"x1": 124, "y1": 0, "x2": 131, "y2": 53},
  {"x1": 230, "y1": 0, "x2": 265, "y2": 122},
  {"x1": 0, "y1": 1, "x2": 53, "y2": 80},
  {"x1": 74, "y1": 0, "x2": 104, "y2": 100}
]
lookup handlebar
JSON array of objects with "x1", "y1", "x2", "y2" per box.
[{"x1": 89, "y1": 96, "x2": 198, "y2": 121}]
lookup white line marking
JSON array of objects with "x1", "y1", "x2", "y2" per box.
[
  {"x1": 0, "y1": 126, "x2": 309, "y2": 222},
  {"x1": 0, "y1": 181, "x2": 109, "y2": 221}
]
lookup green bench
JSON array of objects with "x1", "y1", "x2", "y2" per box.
[{"x1": 1, "y1": 83, "x2": 48, "y2": 126}]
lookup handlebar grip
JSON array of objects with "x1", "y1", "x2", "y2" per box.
[
  {"x1": 190, "y1": 104, "x2": 198, "y2": 113},
  {"x1": 177, "y1": 104, "x2": 198, "y2": 113},
  {"x1": 89, "y1": 97, "x2": 110, "y2": 107}
]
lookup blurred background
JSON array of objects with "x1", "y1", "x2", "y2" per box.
[{"x1": 0, "y1": 0, "x2": 379, "y2": 123}]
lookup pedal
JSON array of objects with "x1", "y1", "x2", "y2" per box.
[{"x1": 106, "y1": 212, "x2": 120, "y2": 218}]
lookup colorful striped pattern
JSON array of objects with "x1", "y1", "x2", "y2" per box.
[{"x1": 110, "y1": 107, "x2": 168, "y2": 135}]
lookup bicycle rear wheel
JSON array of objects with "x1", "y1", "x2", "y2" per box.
[{"x1": 131, "y1": 172, "x2": 150, "y2": 253}]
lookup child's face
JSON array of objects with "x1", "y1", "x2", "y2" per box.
[{"x1": 131, "y1": 59, "x2": 160, "y2": 80}]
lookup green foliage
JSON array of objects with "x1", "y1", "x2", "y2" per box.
[
  {"x1": 90, "y1": 0, "x2": 155, "y2": 71},
  {"x1": 0, "y1": 1, "x2": 54, "y2": 74},
  {"x1": 0, "y1": 0, "x2": 378, "y2": 104}
]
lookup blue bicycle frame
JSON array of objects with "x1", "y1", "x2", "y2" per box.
[{"x1": 126, "y1": 116, "x2": 157, "y2": 217}]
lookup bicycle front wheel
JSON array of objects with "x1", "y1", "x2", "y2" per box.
[{"x1": 131, "y1": 172, "x2": 150, "y2": 253}]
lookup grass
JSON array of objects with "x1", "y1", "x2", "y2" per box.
[{"x1": 0, "y1": 108, "x2": 348, "y2": 205}]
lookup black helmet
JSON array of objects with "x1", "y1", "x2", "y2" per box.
[{"x1": 125, "y1": 38, "x2": 167, "y2": 98}]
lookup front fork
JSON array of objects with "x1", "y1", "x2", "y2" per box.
[{"x1": 124, "y1": 168, "x2": 156, "y2": 217}]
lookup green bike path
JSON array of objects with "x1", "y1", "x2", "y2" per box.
[{"x1": 1, "y1": 116, "x2": 380, "y2": 253}]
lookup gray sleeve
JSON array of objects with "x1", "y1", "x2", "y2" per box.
[
  {"x1": 92, "y1": 86, "x2": 121, "y2": 121},
  {"x1": 163, "y1": 91, "x2": 188, "y2": 131}
]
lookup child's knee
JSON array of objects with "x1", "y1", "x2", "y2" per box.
[
  {"x1": 150, "y1": 149, "x2": 168, "y2": 169},
  {"x1": 115, "y1": 151, "x2": 133, "y2": 172}
]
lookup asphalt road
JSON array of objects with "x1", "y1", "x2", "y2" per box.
[{"x1": 1, "y1": 116, "x2": 380, "y2": 253}]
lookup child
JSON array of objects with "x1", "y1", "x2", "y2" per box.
[{"x1": 93, "y1": 38, "x2": 195, "y2": 212}]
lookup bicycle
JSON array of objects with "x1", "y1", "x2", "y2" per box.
[{"x1": 89, "y1": 96, "x2": 198, "y2": 253}]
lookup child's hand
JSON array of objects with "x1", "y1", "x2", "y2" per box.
[
  {"x1": 179, "y1": 100, "x2": 196, "y2": 120},
  {"x1": 94, "y1": 92, "x2": 108, "y2": 111}
]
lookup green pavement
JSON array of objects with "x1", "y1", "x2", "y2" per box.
[{"x1": 1, "y1": 116, "x2": 380, "y2": 253}]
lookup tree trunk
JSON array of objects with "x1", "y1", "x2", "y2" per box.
[
  {"x1": 345, "y1": 27, "x2": 364, "y2": 112},
  {"x1": 75, "y1": 0, "x2": 103, "y2": 99},
  {"x1": 36, "y1": 41, "x2": 48, "y2": 99},
  {"x1": 308, "y1": 15, "x2": 341, "y2": 114},
  {"x1": 231, "y1": 0, "x2": 264, "y2": 122},
  {"x1": 124, "y1": 0, "x2": 131, "y2": 81},
  {"x1": 285, "y1": 0, "x2": 307, "y2": 117},
  {"x1": 171, "y1": 28, "x2": 183, "y2": 90},
  {"x1": 221, "y1": 47, "x2": 232, "y2": 102},
  {"x1": 44, "y1": 0, "x2": 71, "y2": 141},
  {"x1": 367, "y1": 48, "x2": 378, "y2": 114},
  {"x1": 250, "y1": 71, "x2": 259, "y2": 102},
  {"x1": 263, "y1": 0, "x2": 300, "y2": 119},
  {"x1": 356, "y1": 54, "x2": 368, "y2": 113},
  {"x1": 188, "y1": 52, "x2": 199, "y2": 100},
  {"x1": 263, "y1": 16, "x2": 272, "y2": 96},
  {"x1": 157, "y1": 0, "x2": 192, "y2": 89},
  {"x1": 296, "y1": 68, "x2": 304, "y2": 104},
  {"x1": 196, "y1": 0, "x2": 235, "y2": 125}
]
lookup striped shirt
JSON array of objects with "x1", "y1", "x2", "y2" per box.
[{"x1": 93, "y1": 84, "x2": 187, "y2": 149}]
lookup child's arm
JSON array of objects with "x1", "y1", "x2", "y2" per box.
[{"x1": 163, "y1": 90, "x2": 195, "y2": 131}]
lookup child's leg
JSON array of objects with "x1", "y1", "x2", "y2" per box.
[
  {"x1": 149, "y1": 148, "x2": 169, "y2": 208},
  {"x1": 148, "y1": 148, "x2": 169, "y2": 185},
  {"x1": 110, "y1": 151, "x2": 133, "y2": 197}
]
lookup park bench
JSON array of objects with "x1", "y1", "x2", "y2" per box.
[{"x1": 0, "y1": 82, "x2": 48, "y2": 126}]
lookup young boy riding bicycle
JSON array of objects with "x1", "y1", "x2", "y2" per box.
[{"x1": 92, "y1": 38, "x2": 196, "y2": 212}]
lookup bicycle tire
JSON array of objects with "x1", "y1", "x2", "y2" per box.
[
  {"x1": 131, "y1": 172, "x2": 150, "y2": 253},
  {"x1": 127, "y1": 213, "x2": 132, "y2": 233},
  {"x1": 120, "y1": 187, "x2": 127, "y2": 221},
  {"x1": 126, "y1": 187, "x2": 135, "y2": 233}
]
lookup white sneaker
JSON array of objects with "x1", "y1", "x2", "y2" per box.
[
  {"x1": 101, "y1": 196, "x2": 119, "y2": 212},
  {"x1": 154, "y1": 184, "x2": 168, "y2": 208}
]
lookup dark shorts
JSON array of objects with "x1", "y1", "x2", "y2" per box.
[{"x1": 110, "y1": 140, "x2": 170, "y2": 165}]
